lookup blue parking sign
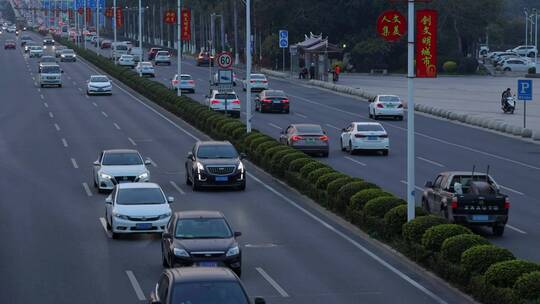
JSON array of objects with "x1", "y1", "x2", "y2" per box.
[
  {"x1": 279, "y1": 30, "x2": 288, "y2": 49},
  {"x1": 517, "y1": 79, "x2": 533, "y2": 101}
]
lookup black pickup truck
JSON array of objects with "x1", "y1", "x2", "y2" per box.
[{"x1": 422, "y1": 171, "x2": 510, "y2": 236}]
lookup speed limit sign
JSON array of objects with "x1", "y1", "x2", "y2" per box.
[{"x1": 217, "y1": 52, "x2": 233, "y2": 69}]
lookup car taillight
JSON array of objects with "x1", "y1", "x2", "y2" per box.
[
  {"x1": 450, "y1": 197, "x2": 458, "y2": 209},
  {"x1": 282, "y1": 99, "x2": 289, "y2": 103},
  {"x1": 262, "y1": 99, "x2": 272, "y2": 103},
  {"x1": 355, "y1": 134, "x2": 366, "y2": 138},
  {"x1": 187, "y1": 80, "x2": 194, "y2": 84},
  {"x1": 232, "y1": 99, "x2": 241, "y2": 104},
  {"x1": 250, "y1": 80, "x2": 256, "y2": 83},
  {"x1": 319, "y1": 135, "x2": 329, "y2": 141},
  {"x1": 504, "y1": 197, "x2": 510, "y2": 209},
  {"x1": 379, "y1": 134, "x2": 388, "y2": 138},
  {"x1": 291, "y1": 135, "x2": 303, "y2": 141},
  {"x1": 262, "y1": 80, "x2": 268, "y2": 83},
  {"x1": 172, "y1": 80, "x2": 179, "y2": 85},
  {"x1": 376, "y1": 103, "x2": 384, "y2": 108},
  {"x1": 211, "y1": 99, "x2": 220, "y2": 104}
]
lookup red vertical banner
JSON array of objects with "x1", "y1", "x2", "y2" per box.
[
  {"x1": 68, "y1": 8, "x2": 73, "y2": 20},
  {"x1": 181, "y1": 9, "x2": 191, "y2": 41},
  {"x1": 78, "y1": 7, "x2": 83, "y2": 15},
  {"x1": 416, "y1": 9, "x2": 438, "y2": 78},
  {"x1": 86, "y1": 8, "x2": 92, "y2": 23},
  {"x1": 116, "y1": 7, "x2": 123, "y2": 27}
]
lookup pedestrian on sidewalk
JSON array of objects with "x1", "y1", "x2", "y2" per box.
[
  {"x1": 309, "y1": 62, "x2": 315, "y2": 80},
  {"x1": 334, "y1": 65, "x2": 341, "y2": 82}
]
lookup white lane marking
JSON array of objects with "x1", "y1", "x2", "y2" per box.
[
  {"x1": 61, "y1": 138, "x2": 68, "y2": 147},
  {"x1": 54, "y1": 123, "x2": 61, "y2": 131},
  {"x1": 67, "y1": 75, "x2": 72, "y2": 79},
  {"x1": 71, "y1": 158, "x2": 79, "y2": 169},
  {"x1": 101, "y1": 111, "x2": 108, "y2": 118},
  {"x1": 114, "y1": 122, "x2": 121, "y2": 130},
  {"x1": 32, "y1": 76, "x2": 35, "y2": 80},
  {"x1": 92, "y1": 102, "x2": 98, "y2": 107},
  {"x1": 256, "y1": 267, "x2": 290, "y2": 298},
  {"x1": 78, "y1": 87, "x2": 82, "y2": 92},
  {"x1": 325, "y1": 123, "x2": 341, "y2": 131},
  {"x1": 85, "y1": 95, "x2": 89, "y2": 99},
  {"x1": 72, "y1": 81, "x2": 77, "y2": 85},
  {"x1": 125, "y1": 271, "x2": 147, "y2": 301},
  {"x1": 37, "y1": 88, "x2": 41, "y2": 92},
  {"x1": 146, "y1": 157, "x2": 158, "y2": 167},
  {"x1": 43, "y1": 102, "x2": 49, "y2": 108},
  {"x1": 250, "y1": 173, "x2": 447, "y2": 304},
  {"x1": 127, "y1": 137, "x2": 137, "y2": 146},
  {"x1": 400, "y1": 180, "x2": 424, "y2": 192},
  {"x1": 48, "y1": 112, "x2": 54, "y2": 118},
  {"x1": 268, "y1": 123, "x2": 282, "y2": 130},
  {"x1": 82, "y1": 182, "x2": 93, "y2": 197},
  {"x1": 169, "y1": 181, "x2": 186, "y2": 195},
  {"x1": 295, "y1": 112, "x2": 307, "y2": 118},
  {"x1": 499, "y1": 185, "x2": 525, "y2": 196},
  {"x1": 99, "y1": 217, "x2": 112, "y2": 238},
  {"x1": 506, "y1": 224, "x2": 527, "y2": 234},
  {"x1": 288, "y1": 93, "x2": 540, "y2": 171},
  {"x1": 344, "y1": 156, "x2": 367, "y2": 167},
  {"x1": 34, "y1": 82, "x2": 38, "y2": 86},
  {"x1": 417, "y1": 156, "x2": 444, "y2": 168}
]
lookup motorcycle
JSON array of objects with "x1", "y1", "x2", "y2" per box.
[{"x1": 502, "y1": 96, "x2": 516, "y2": 114}]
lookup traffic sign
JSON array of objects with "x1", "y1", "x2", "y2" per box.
[
  {"x1": 279, "y1": 30, "x2": 288, "y2": 48},
  {"x1": 216, "y1": 51, "x2": 233, "y2": 69},
  {"x1": 517, "y1": 79, "x2": 533, "y2": 101}
]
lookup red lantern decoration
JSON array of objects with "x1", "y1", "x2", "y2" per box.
[
  {"x1": 376, "y1": 10, "x2": 406, "y2": 42},
  {"x1": 164, "y1": 10, "x2": 176, "y2": 24},
  {"x1": 416, "y1": 9, "x2": 438, "y2": 78}
]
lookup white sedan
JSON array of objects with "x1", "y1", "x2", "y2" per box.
[
  {"x1": 87, "y1": 75, "x2": 113, "y2": 95},
  {"x1": 118, "y1": 54, "x2": 136, "y2": 68},
  {"x1": 105, "y1": 182, "x2": 173, "y2": 239},
  {"x1": 93, "y1": 149, "x2": 151, "y2": 192},
  {"x1": 368, "y1": 95, "x2": 404, "y2": 120},
  {"x1": 340, "y1": 122, "x2": 389, "y2": 155},
  {"x1": 171, "y1": 74, "x2": 195, "y2": 93},
  {"x1": 135, "y1": 61, "x2": 155, "y2": 77},
  {"x1": 243, "y1": 73, "x2": 268, "y2": 92}
]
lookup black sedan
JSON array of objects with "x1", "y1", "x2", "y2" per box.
[
  {"x1": 185, "y1": 141, "x2": 246, "y2": 191},
  {"x1": 255, "y1": 89, "x2": 290, "y2": 113},
  {"x1": 161, "y1": 211, "x2": 243, "y2": 276},
  {"x1": 279, "y1": 124, "x2": 329, "y2": 157}
]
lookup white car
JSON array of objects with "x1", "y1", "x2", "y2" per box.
[
  {"x1": 506, "y1": 45, "x2": 538, "y2": 58},
  {"x1": 206, "y1": 90, "x2": 241, "y2": 118},
  {"x1": 112, "y1": 43, "x2": 129, "y2": 59},
  {"x1": 93, "y1": 149, "x2": 152, "y2": 192},
  {"x1": 87, "y1": 75, "x2": 113, "y2": 95},
  {"x1": 120, "y1": 40, "x2": 133, "y2": 50},
  {"x1": 368, "y1": 95, "x2": 404, "y2": 120},
  {"x1": 171, "y1": 74, "x2": 195, "y2": 93},
  {"x1": 340, "y1": 122, "x2": 389, "y2": 155},
  {"x1": 154, "y1": 51, "x2": 171, "y2": 65},
  {"x1": 128, "y1": 47, "x2": 143, "y2": 62},
  {"x1": 104, "y1": 182, "x2": 173, "y2": 239},
  {"x1": 499, "y1": 57, "x2": 535, "y2": 72},
  {"x1": 28, "y1": 45, "x2": 43, "y2": 57},
  {"x1": 118, "y1": 54, "x2": 136, "y2": 68},
  {"x1": 243, "y1": 73, "x2": 268, "y2": 92},
  {"x1": 135, "y1": 61, "x2": 155, "y2": 77},
  {"x1": 214, "y1": 71, "x2": 238, "y2": 86}
]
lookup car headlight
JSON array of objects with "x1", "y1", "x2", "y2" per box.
[
  {"x1": 137, "y1": 172, "x2": 149, "y2": 180},
  {"x1": 113, "y1": 212, "x2": 129, "y2": 220},
  {"x1": 60, "y1": 54, "x2": 65, "y2": 57},
  {"x1": 226, "y1": 246, "x2": 240, "y2": 257},
  {"x1": 196, "y1": 162, "x2": 204, "y2": 173},
  {"x1": 100, "y1": 173, "x2": 113, "y2": 179},
  {"x1": 237, "y1": 161, "x2": 244, "y2": 172},
  {"x1": 158, "y1": 212, "x2": 171, "y2": 220},
  {"x1": 174, "y1": 248, "x2": 190, "y2": 257}
]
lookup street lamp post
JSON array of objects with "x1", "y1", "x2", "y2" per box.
[
  {"x1": 96, "y1": 0, "x2": 99, "y2": 51},
  {"x1": 534, "y1": 9, "x2": 538, "y2": 67},
  {"x1": 246, "y1": 0, "x2": 252, "y2": 133},
  {"x1": 406, "y1": 0, "x2": 416, "y2": 222},
  {"x1": 113, "y1": 0, "x2": 117, "y2": 64},
  {"x1": 176, "y1": 0, "x2": 181, "y2": 97},
  {"x1": 138, "y1": 0, "x2": 142, "y2": 76},
  {"x1": 525, "y1": 9, "x2": 529, "y2": 48},
  {"x1": 83, "y1": 0, "x2": 87, "y2": 49}
]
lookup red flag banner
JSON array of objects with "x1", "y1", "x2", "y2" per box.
[
  {"x1": 181, "y1": 9, "x2": 191, "y2": 41},
  {"x1": 376, "y1": 10, "x2": 406, "y2": 42},
  {"x1": 116, "y1": 8, "x2": 123, "y2": 27},
  {"x1": 164, "y1": 10, "x2": 176, "y2": 24},
  {"x1": 68, "y1": 8, "x2": 73, "y2": 20},
  {"x1": 78, "y1": 7, "x2": 83, "y2": 15},
  {"x1": 105, "y1": 7, "x2": 113, "y2": 18},
  {"x1": 86, "y1": 8, "x2": 92, "y2": 23},
  {"x1": 416, "y1": 9, "x2": 438, "y2": 78}
]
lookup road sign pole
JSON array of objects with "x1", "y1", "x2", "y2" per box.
[
  {"x1": 524, "y1": 99, "x2": 527, "y2": 128},
  {"x1": 246, "y1": 0, "x2": 252, "y2": 133},
  {"x1": 282, "y1": 48, "x2": 285, "y2": 73},
  {"x1": 407, "y1": 0, "x2": 416, "y2": 222},
  {"x1": 113, "y1": 0, "x2": 116, "y2": 64},
  {"x1": 177, "y1": 0, "x2": 181, "y2": 97}
]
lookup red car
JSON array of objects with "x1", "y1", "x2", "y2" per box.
[
  {"x1": 196, "y1": 51, "x2": 214, "y2": 66},
  {"x1": 4, "y1": 40, "x2": 16, "y2": 49},
  {"x1": 147, "y1": 47, "x2": 163, "y2": 61}
]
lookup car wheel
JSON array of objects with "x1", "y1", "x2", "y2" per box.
[
  {"x1": 238, "y1": 181, "x2": 246, "y2": 191},
  {"x1": 421, "y1": 199, "x2": 430, "y2": 213},
  {"x1": 40, "y1": 84, "x2": 44, "y2": 88},
  {"x1": 58, "y1": 84, "x2": 62, "y2": 88},
  {"x1": 492, "y1": 225, "x2": 505, "y2": 236},
  {"x1": 234, "y1": 268, "x2": 242, "y2": 278},
  {"x1": 111, "y1": 232, "x2": 119, "y2": 239},
  {"x1": 340, "y1": 139, "x2": 346, "y2": 152},
  {"x1": 382, "y1": 149, "x2": 389, "y2": 156},
  {"x1": 192, "y1": 178, "x2": 200, "y2": 191},
  {"x1": 503, "y1": 67, "x2": 511, "y2": 72},
  {"x1": 106, "y1": 217, "x2": 112, "y2": 230}
]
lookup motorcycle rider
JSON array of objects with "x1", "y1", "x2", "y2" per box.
[{"x1": 501, "y1": 88, "x2": 512, "y2": 110}]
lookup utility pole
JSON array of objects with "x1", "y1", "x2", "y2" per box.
[
  {"x1": 246, "y1": 0, "x2": 252, "y2": 133},
  {"x1": 138, "y1": 0, "x2": 142, "y2": 76},
  {"x1": 210, "y1": 13, "x2": 215, "y2": 54},
  {"x1": 233, "y1": 0, "x2": 239, "y2": 65},
  {"x1": 220, "y1": 12, "x2": 225, "y2": 52},
  {"x1": 83, "y1": 0, "x2": 86, "y2": 49},
  {"x1": 406, "y1": 0, "x2": 416, "y2": 222},
  {"x1": 534, "y1": 8, "x2": 538, "y2": 67},
  {"x1": 525, "y1": 9, "x2": 529, "y2": 48},
  {"x1": 96, "y1": 0, "x2": 99, "y2": 50},
  {"x1": 113, "y1": 0, "x2": 117, "y2": 64},
  {"x1": 177, "y1": 0, "x2": 181, "y2": 97}
]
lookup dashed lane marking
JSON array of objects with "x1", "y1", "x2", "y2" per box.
[
  {"x1": 43, "y1": 102, "x2": 49, "y2": 108},
  {"x1": 99, "y1": 217, "x2": 112, "y2": 238},
  {"x1": 92, "y1": 102, "x2": 98, "y2": 107},
  {"x1": 114, "y1": 123, "x2": 121, "y2": 130},
  {"x1": 169, "y1": 181, "x2": 186, "y2": 195},
  {"x1": 325, "y1": 123, "x2": 341, "y2": 131},
  {"x1": 54, "y1": 123, "x2": 61, "y2": 131},
  {"x1": 82, "y1": 182, "x2": 93, "y2": 196},
  {"x1": 71, "y1": 158, "x2": 79, "y2": 169},
  {"x1": 61, "y1": 138, "x2": 68, "y2": 147},
  {"x1": 344, "y1": 156, "x2": 367, "y2": 167},
  {"x1": 268, "y1": 123, "x2": 282, "y2": 130},
  {"x1": 499, "y1": 185, "x2": 525, "y2": 196},
  {"x1": 400, "y1": 180, "x2": 424, "y2": 192},
  {"x1": 146, "y1": 157, "x2": 158, "y2": 167},
  {"x1": 507, "y1": 224, "x2": 527, "y2": 234},
  {"x1": 417, "y1": 156, "x2": 445, "y2": 168},
  {"x1": 127, "y1": 137, "x2": 137, "y2": 146},
  {"x1": 295, "y1": 112, "x2": 307, "y2": 118},
  {"x1": 256, "y1": 267, "x2": 290, "y2": 298},
  {"x1": 48, "y1": 112, "x2": 54, "y2": 118},
  {"x1": 125, "y1": 271, "x2": 146, "y2": 301},
  {"x1": 101, "y1": 111, "x2": 108, "y2": 118}
]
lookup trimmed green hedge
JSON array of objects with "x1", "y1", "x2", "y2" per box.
[
  {"x1": 440, "y1": 234, "x2": 490, "y2": 264},
  {"x1": 364, "y1": 196, "x2": 405, "y2": 218},
  {"x1": 299, "y1": 162, "x2": 328, "y2": 177},
  {"x1": 336, "y1": 181, "x2": 378, "y2": 214},
  {"x1": 485, "y1": 260, "x2": 540, "y2": 288},
  {"x1": 315, "y1": 172, "x2": 346, "y2": 190},
  {"x1": 513, "y1": 271, "x2": 540, "y2": 300},
  {"x1": 289, "y1": 158, "x2": 315, "y2": 172},
  {"x1": 384, "y1": 205, "x2": 427, "y2": 238},
  {"x1": 307, "y1": 167, "x2": 335, "y2": 184},
  {"x1": 461, "y1": 245, "x2": 515, "y2": 277},
  {"x1": 402, "y1": 215, "x2": 449, "y2": 244},
  {"x1": 421, "y1": 224, "x2": 472, "y2": 252}
]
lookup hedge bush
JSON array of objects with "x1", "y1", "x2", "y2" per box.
[
  {"x1": 336, "y1": 182, "x2": 377, "y2": 214},
  {"x1": 315, "y1": 172, "x2": 346, "y2": 190},
  {"x1": 440, "y1": 234, "x2": 490, "y2": 264},
  {"x1": 249, "y1": 137, "x2": 273, "y2": 155},
  {"x1": 288, "y1": 158, "x2": 315, "y2": 172},
  {"x1": 461, "y1": 245, "x2": 515, "y2": 277},
  {"x1": 262, "y1": 146, "x2": 291, "y2": 168},
  {"x1": 254, "y1": 141, "x2": 280, "y2": 163},
  {"x1": 364, "y1": 196, "x2": 406, "y2": 218},
  {"x1": 270, "y1": 150, "x2": 297, "y2": 174},
  {"x1": 348, "y1": 189, "x2": 390, "y2": 211},
  {"x1": 383, "y1": 205, "x2": 427, "y2": 238},
  {"x1": 299, "y1": 162, "x2": 328, "y2": 177},
  {"x1": 513, "y1": 271, "x2": 540, "y2": 300},
  {"x1": 307, "y1": 167, "x2": 335, "y2": 184},
  {"x1": 442, "y1": 61, "x2": 457, "y2": 73},
  {"x1": 326, "y1": 177, "x2": 355, "y2": 211},
  {"x1": 402, "y1": 215, "x2": 449, "y2": 244},
  {"x1": 278, "y1": 152, "x2": 309, "y2": 175},
  {"x1": 485, "y1": 260, "x2": 540, "y2": 288},
  {"x1": 421, "y1": 224, "x2": 472, "y2": 252}
]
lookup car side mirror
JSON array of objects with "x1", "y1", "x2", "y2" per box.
[
  {"x1": 342, "y1": 128, "x2": 347, "y2": 132},
  {"x1": 425, "y1": 181, "x2": 433, "y2": 188},
  {"x1": 254, "y1": 297, "x2": 266, "y2": 304},
  {"x1": 187, "y1": 152, "x2": 194, "y2": 161},
  {"x1": 144, "y1": 160, "x2": 152, "y2": 166},
  {"x1": 93, "y1": 160, "x2": 100, "y2": 166},
  {"x1": 240, "y1": 153, "x2": 247, "y2": 160},
  {"x1": 105, "y1": 197, "x2": 113, "y2": 205},
  {"x1": 61, "y1": 70, "x2": 64, "y2": 73},
  {"x1": 162, "y1": 232, "x2": 172, "y2": 239},
  {"x1": 167, "y1": 196, "x2": 175, "y2": 204},
  {"x1": 234, "y1": 231, "x2": 242, "y2": 237}
]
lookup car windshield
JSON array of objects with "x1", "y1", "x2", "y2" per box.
[
  {"x1": 41, "y1": 66, "x2": 60, "y2": 73},
  {"x1": 102, "y1": 152, "x2": 143, "y2": 165},
  {"x1": 175, "y1": 218, "x2": 232, "y2": 239},
  {"x1": 215, "y1": 94, "x2": 237, "y2": 100},
  {"x1": 180, "y1": 75, "x2": 192, "y2": 80},
  {"x1": 121, "y1": 55, "x2": 133, "y2": 59},
  {"x1": 265, "y1": 90, "x2": 286, "y2": 98},
  {"x1": 197, "y1": 145, "x2": 238, "y2": 159},
  {"x1": 171, "y1": 281, "x2": 248, "y2": 304},
  {"x1": 296, "y1": 125, "x2": 323, "y2": 134},
  {"x1": 157, "y1": 51, "x2": 168, "y2": 56},
  {"x1": 357, "y1": 124, "x2": 384, "y2": 132},
  {"x1": 251, "y1": 74, "x2": 266, "y2": 80},
  {"x1": 116, "y1": 188, "x2": 165, "y2": 205},
  {"x1": 379, "y1": 96, "x2": 400, "y2": 102},
  {"x1": 141, "y1": 63, "x2": 152, "y2": 67},
  {"x1": 41, "y1": 57, "x2": 55, "y2": 62},
  {"x1": 62, "y1": 49, "x2": 74, "y2": 54},
  {"x1": 91, "y1": 76, "x2": 109, "y2": 83}
]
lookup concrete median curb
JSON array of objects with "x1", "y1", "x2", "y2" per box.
[
  {"x1": 261, "y1": 68, "x2": 289, "y2": 79},
  {"x1": 533, "y1": 130, "x2": 540, "y2": 141},
  {"x1": 522, "y1": 128, "x2": 533, "y2": 138}
]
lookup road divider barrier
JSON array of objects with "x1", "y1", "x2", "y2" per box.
[{"x1": 49, "y1": 33, "x2": 540, "y2": 304}]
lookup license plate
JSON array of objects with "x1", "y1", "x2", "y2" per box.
[
  {"x1": 306, "y1": 138, "x2": 316, "y2": 144},
  {"x1": 386, "y1": 104, "x2": 395, "y2": 108},
  {"x1": 272, "y1": 100, "x2": 281, "y2": 103},
  {"x1": 472, "y1": 215, "x2": 489, "y2": 221},
  {"x1": 367, "y1": 136, "x2": 378, "y2": 140},
  {"x1": 215, "y1": 176, "x2": 228, "y2": 182},
  {"x1": 197, "y1": 261, "x2": 218, "y2": 267},
  {"x1": 135, "y1": 223, "x2": 152, "y2": 229}
]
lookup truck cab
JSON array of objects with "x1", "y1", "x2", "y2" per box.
[
  {"x1": 39, "y1": 63, "x2": 63, "y2": 88},
  {"x1": 422, "y1": 171, "x2": 509, "y2": 236}
]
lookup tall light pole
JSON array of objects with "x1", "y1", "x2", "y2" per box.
[
  {"x1": 534, "y1": 8, "x2": 538, "y2": 67},
  {"x1": 113, "y1": 0, "x2": 117, "y2": 64},
  {"x1": 234, "y1": 0, "x2": 239, "y2": 65},
  {"x1": 406, "y1": 0, "x2": 416, "y2": 222},
  {"x1": 176, "y1": 0, "x2": 181, "y2": 97},
  {"x1": 96, "y1": 0, "x2": 100, "y2": 50},
  {"x1": 83, "y1": 0, "x2": 87, "y2": 49},
  {"x1": 525, "y1": 9, "x2": 529, "y2": 48},
  {"x1": 246, "y1": 0, "x2": 252, "y2": 133},
  {"x1": 138, "y1": 0, "x2": 142, "y2": 76}
]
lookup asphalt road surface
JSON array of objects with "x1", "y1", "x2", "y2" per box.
[{"x1": 0, "y1": 31, "x2": 477, "y2": 303}]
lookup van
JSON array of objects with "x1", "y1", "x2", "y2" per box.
[
  {"x1": 39, "y1": 63, "x2": 63, "y2": 87},
  {"x1": 112, "y1": 44, "x2": 129, "y2": 59}
]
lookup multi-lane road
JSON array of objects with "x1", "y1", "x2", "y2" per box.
[{"x1": 0, "y1": 31, "x2": 478, "y2": 303}]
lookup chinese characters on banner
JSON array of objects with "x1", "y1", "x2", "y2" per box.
[
  {"x1": 116, "y1": 7, "x2": 124, "y2": 27},
  {"x1": 181, "y1": 9, "x2": 191, "y2": 41},
  {"x1": 416, "y1": 9, "x2": 438, "y2": 77},
  {"x1": 105, "y1": 7, "x2": 113, "y2": 18},
  {"x1": 376, "y1": 10, "x2": 406, "y2": 42},
  {"x1": 164, "y1": 10, "x2": 176, "y2": 24}
]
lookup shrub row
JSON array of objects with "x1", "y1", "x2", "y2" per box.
[{"x1": 53, "y1": 34, "x2": 540, "y2": 304}]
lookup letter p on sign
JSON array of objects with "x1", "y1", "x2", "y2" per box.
[{"x1": 517, "y1": 79, "x2": 532, "y2": 101}]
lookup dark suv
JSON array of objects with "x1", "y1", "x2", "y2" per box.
[
  {"x1": 161, "y1": 210, "x2": 242, "y2": 276},
  {"x1": 185, "y1": 141, "x2": 246, "y2": 191},
  {"x1": 149, "y1": 267, "x2": 265, "y2": 304}
]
